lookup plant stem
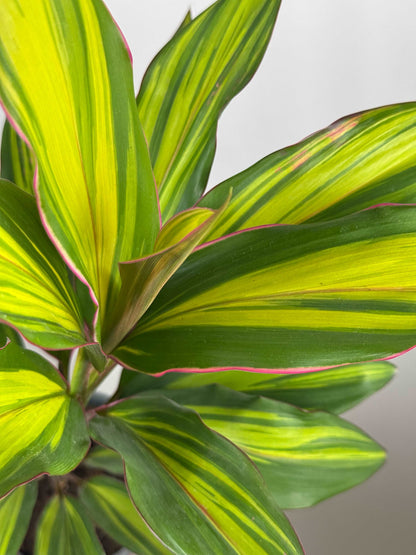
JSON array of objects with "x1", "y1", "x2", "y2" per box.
[
  {"x1": 84, "y1": 358, "x2": 118, "y2": 403},
  {"x1": 69, "y1": 348, "x2": 92, "y2": 399}
]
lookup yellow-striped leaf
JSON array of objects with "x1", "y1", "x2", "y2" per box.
[
  {"x1": 0, "y1": 342, "x2": 89, "y2": 498},
  {"x1": 0, "y1": 180, "x2": 84, "y2": 349},
  {"x1": 163, "y1": 385, "x2": 386, "y2": 509},
  {"x1": 0, "y1": 0, "x2": 160, "y2": 330},
  {"x1": 34, "y1": 495, "x2": 104, "y2": 555},
  {"x1": 80, "y1": 475, "x2": 172, "y2": 555},
  {"x1": 114, "y1": 206, "x2": 416, "y2": 373},
  {"x1": 83, "y1": 445, "x2": 124, "y2": 476},
  {"x1": 199, "y1": 103, "x2": 416, "y2": 239},
  {"x1": 118, "y1": 361, "x2": 396, "y2": 415},
  {"x1": 90, "y1": 395, "x2": 303, "y2": 555},
  {"x1": 103, "y1": 205, "x2": 223, "y2": 351},
  {"x1": 0, "y1": 482, "x2": 37, "y2": 555},
  {"x1": 0, "y1": 120, "x2": 35, "y2": 195},
  {"x1": 137, "y1": 0, "x2": 281, "y2": 221}
]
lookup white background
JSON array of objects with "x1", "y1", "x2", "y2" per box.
[{"x1": 2, "y1": 0, "x2": 416, "y2": 553}]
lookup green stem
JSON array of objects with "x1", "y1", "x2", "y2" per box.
[
  {"x1": 69, "y1": 348, "x2": 92, "y2": 399},
  {"x1": 84, "y1": 359, "x2": 118, "y2": 403}
]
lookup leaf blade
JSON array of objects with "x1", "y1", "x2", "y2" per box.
[
  {"x1": 0, "y1": 482, "x2": 38, "y2": 555},
  {"x1": 80, "y1": 475, "x2": 172, "y2": 555},
  {"x1": 90, "y1": 395, "x2": 303, "y2": 555},
  {"x1": 0, "y1": 119, "x2": 35, "y2": 195},
  {"x1": 114, "y1": 206, "x2": 416, "y2": 373},
  {"x1": 34, "y1": 495, "x2": 104, "y2": 555},
  {"x1": 0, "y1": 342, "x2": 90, "y2": 498},
  {"x1": 163, "y1": 385, "x2": 386, "y2": 509},
  {"x1": 137, "y1": 0, "x2": 281, "y2": 221},
  {"x1": 199, "y1": 103, "x2": 416, "y2": 239},
  {"x1": 0, "y1": 0, "x2": 160, "y2": 325}
]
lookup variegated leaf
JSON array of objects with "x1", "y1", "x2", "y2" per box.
[
  {"x1": 90, "y1": 395, "x2": 303, "y2": 555},
  {"x1": 0, "y1": 0, "x2": 160, "y2": 331},
  {"x1": 0, "y1": 342, "x2": 89, "y2": 498},
  {"x1": 0, "y1": 119, "x2": 35, "y2": 195},
  {"x1": 114, "y1": 206, "x2": 416, "y2": 373},
  {"x1": 0, "y1": 482, "x2": 37, "y2": 555},
  {"x1": 137, "y1": 0, "x2": 281, "y2": 221},
  {"x1": 199, "y1": 103, "x2": 416, "y2": 239}
]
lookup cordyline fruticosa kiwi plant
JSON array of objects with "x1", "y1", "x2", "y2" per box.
[{"x1": 0, "y1": 0, "x2": 416, "y2": 553}]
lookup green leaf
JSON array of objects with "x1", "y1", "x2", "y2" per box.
[
  {"x1": 103, "y1": 204, "x2": 225, "y2": 351},
  {"x1": 0, "y1": 0, "x2": 160, "y2": 327},
  {"x1": 137, "y1": 0, "x2": 281, "y2": 221},
  {"x1": 83, "y1": 446, "x2": 124, "y2": 476},
  {"x1": 0, "y1": 119, "x2": 35, "y2": 195},
  {"x1": 118, "y1": 361, "x2": 396, "y2": 414},
  {"x1": 80, "y1": 475, "x2": 172, "y2": 555},
  {"x1": 0, "y1": 322, "x2": 22, "y2": 348},
  {"x1": 90, "y1": 395, "x2": 303, "y2": 555},
  {"x1": 0, "y1": 482, "x2": 37, "y2": 555},
  {"x1": 0, "y1": 342, "x2": 89, "y2": 498},
  {"x1": 199, "y1": 103, "x2": 416, "y2": 239},
  {"x1": 0, "y1": 180, "x2": 85, "y2": 349},
  {"x1": 163, "y1": 385, "x2": 386, "y2": 509},
  {"x1": 114, "y1": 206, "x2": 416, "y2": 373},
  {"x1": 34, "y1": 495, "x2": 104, "y2": 555}
]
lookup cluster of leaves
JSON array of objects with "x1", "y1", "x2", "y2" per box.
[{"x1": 0, "y1": 0, "x2": 416, "y2": 553}]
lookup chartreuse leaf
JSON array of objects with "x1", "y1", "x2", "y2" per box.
[
  {"x1": 137, "y1": 0, "x2": 281, "y2": 221},
  {"x1": 80, "y1": 475, "x2": 172, "y2": 555},
  {"x1": 0, "y1": 0, "x2": 160, "y2": 327},
  {"x1": 114, "y1": 206, "x2": 416, "y2": 373},
  {"x1": 163, "y1": 385, "x2": 386, "y2": 509},
  {"x1": 0, "y1": 481, "x2": 37, "y2": 555},
  {"x1": 34, "y1": 495, "x2": 104, "y2": 555},
  {"x1": 0, "y1": 342, "x2": 89, "y2": 498},
  {"x1": 103, "y1": 204, "x2": 226, "y2": 351},
  {"x1": 0, "y1": 119, "x2": 35, "y2": 195},
  {"x1": 0, "y1": 180, "x2": 84, "y2": 349},
  {"x1": 83, "y1": 445, "x2": 124, "y2": 476},
  {"x1": 118, "y1": 361, "x2": 395, "y2": 414},
  {"x1": 90, "y1": 395, "x2": 303, "y2": 555},
  {"x1": 199, "y1": 103, "x2": 416, "y2": 239}
]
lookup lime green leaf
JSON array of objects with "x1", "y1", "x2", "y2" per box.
[
  {"x1": 103, "y1": 204, "x2": 225, "y2": 351},
  {"x1": 118, "y1": 361, "x2": 395, "y2": 414},
  {"x1": 0, "y1": 342, "x2": 89, "y2": 498},
  {"x1": 0, "y1": 0, "x2": 160, "y2": 326},
  {"x1": 154, "y1": 207, "x2": 215, "y2": 251},
  {"x1": 0, "y1": 180, "x2": 84, "y2": 349},
  {"x1": 80, "y1": 475, "x2": 172, "y2": 555},
  {"x1": 34, "y1": 495, "x2": 104, "y2": 555},
  {"x1": 137, "y1": 0, "x2": 281, "y2": 221},
  {"x1": 90, "y1": 395, "x2": 303, "y2": 555},
  {"x1": 0, "y1": 482, "x2": 37, "y2": 555},
  {"x1": 163, "y1": 385, "x2": 386, "y2": 509},
  {"x1": 199, "y1": 103, "x2": 416, "y2": 239},
  {"x1": 83, "y1": 446, "x2": 124, "y2": 476},
  {"x1": 0, "y1": 120, "x2": 35, "y2": 195},
  {"x1": 114, "y1": 206, "x2": 416, "y2": 373}
]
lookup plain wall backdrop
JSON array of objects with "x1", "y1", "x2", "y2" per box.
[{"x1": 1, "y1": 1, "x2": 416, "y2": 553}]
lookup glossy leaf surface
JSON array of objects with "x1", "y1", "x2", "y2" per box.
[
  {"x1": 164, "y1": 385, "x2": 386, "y2": 508},
  {"x1": 118, "y1": 361, "x2": 395, "y2": 414},
  {"x1": 0, "y1": 120, "x2": 35, "y2": 195},
  {"x1": 199, "y1": 103, "x2": 416, "y2": 239},
  {"x1": 0, "y1": 0, "x2": 160, "y2": 325},
  {"x1": 0, "y1": 342, "x2": 89, "y2": 498},
  {"x1": 137, "y1": 0, "x2": 281, "y2": 221},
  {"x1": 0, "y1": 482, "x2": 37, "y2": 555},
  {"x1": 34, "y1": 495, "x2": 104, "y2": 555},
  {"x1": 80, "y1": 475, "x2": 172, "y2": 555},
  {"x1": 0, "y1": 180, "x2": 84, "y2": 348},
  {"x1": 90, "y1": 395, "x2": 303, "y2": 555},
  {"x1": 115, "y1": 206, "x2": 416, "y2": 373}
]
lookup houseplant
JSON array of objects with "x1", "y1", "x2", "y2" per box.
[{"x1": 1, "y1": 0, "x2": 416, "y2": 552}]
